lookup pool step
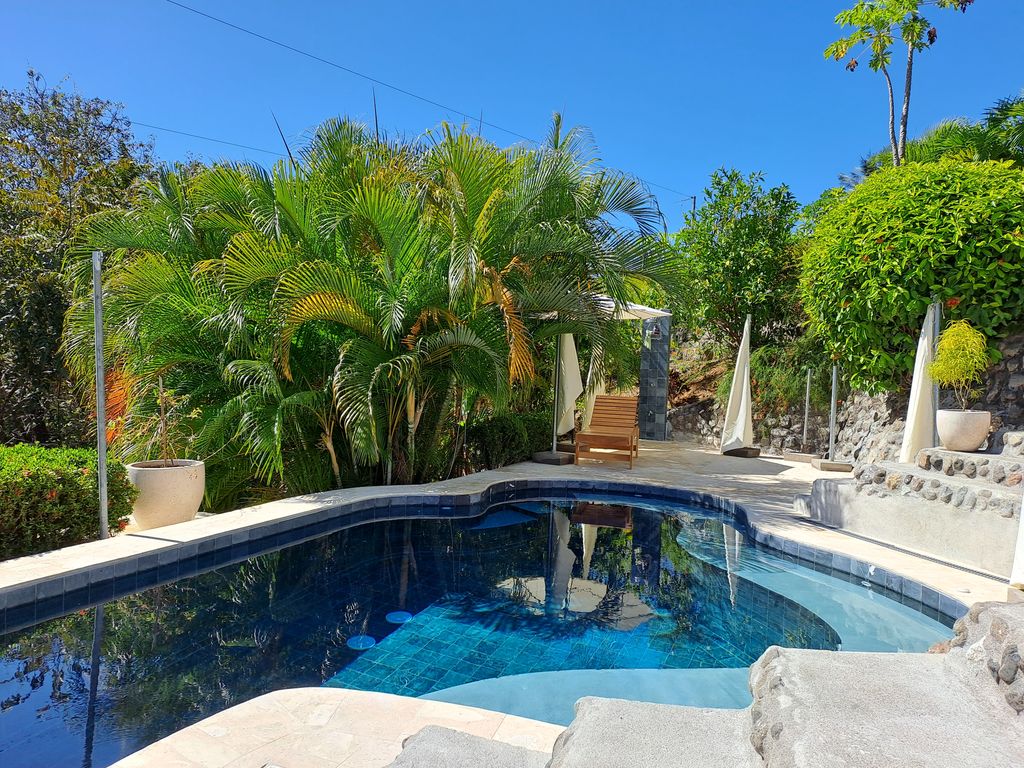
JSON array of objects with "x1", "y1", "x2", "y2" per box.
[
  {"x1": 389, "y1": 725, "x2": 549, "y2": 768},
  {"x1": 915, "y1": 447, "x2": 1023, "y2": 488},
  {"x1": 547, "y1": 697, "x2": 760, "y2": 768},
  {"x1": 854, "y1": 461, "x2": 1022, "y2": 518}
]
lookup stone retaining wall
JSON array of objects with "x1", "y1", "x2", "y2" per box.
[
  {"x1": 670, "y1": 331, "x2": 1024, "y2": 464},
  {"x1": 668, "y1": 399, "x2": 830, "y2": 457}
]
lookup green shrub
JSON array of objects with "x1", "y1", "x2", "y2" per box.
[
  {"x1": 715, "y1": 338, "x2": 834, "y2": 414},
  {"x1": 519, "y1": 411, "x2": 553, "y2": 456},
  {"x1": 0, "y1": 444, "x2": 136, "y2": 559},
  {"x1": 466, "y1": 411, "x2": 550, "y2": 470},
  {"x1": 801, "y1": 160, "x2": 1024, "y2": 392},
  {"x1": 929, "y1": 320, "x2": 990, "y2": 409}
]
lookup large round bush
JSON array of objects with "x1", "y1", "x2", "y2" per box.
[{"x1": 801, "y1": 161, "x2": 1024, "y2": 392}]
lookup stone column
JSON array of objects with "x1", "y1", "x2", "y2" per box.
[{"x1": 639, "y1": 316, "x2": 671, "y2": 440}]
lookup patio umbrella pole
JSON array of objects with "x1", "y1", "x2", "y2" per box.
[
  {"x1": 802, "y1": 369, "x2": 811, "y2": 452},
  {"x1": 551, "y1": 335, "x2": 561, "y2": 454},
  {"x1": 92, "y1": 251, "x2": 109, "y2": 539},
  {"x1": 932, "y1": 299, "x2": 943, "y2": 446},
  {"x1": 828, "y1": 364, "x2": 838, "y2": 461}
]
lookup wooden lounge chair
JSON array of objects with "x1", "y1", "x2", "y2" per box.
[{"x1": 574, "y1": 395, "x2": 640, "y2": 469}]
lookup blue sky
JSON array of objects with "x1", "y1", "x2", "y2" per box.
[{"x1": 4, "y1": 1, "x2": 1022, "y2": 228}]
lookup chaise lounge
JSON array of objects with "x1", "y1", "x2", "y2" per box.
[{"x1": 574, "y1": 395, "x2": 640, "y2": 469}]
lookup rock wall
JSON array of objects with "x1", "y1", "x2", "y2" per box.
[
  {"x1": 669, "y1": 331, "x2": 1024, "y2": 463},
  {"x1": 668, "y1": 399, "x2": 830, "y2": 457}
]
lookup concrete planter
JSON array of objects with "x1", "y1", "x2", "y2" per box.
[
  {"x1": 936, "y1": 409, "x2": 991, "y2": 452},
  {"x1": 126, "y1": 459, "x2": 205, "y2": 530}
]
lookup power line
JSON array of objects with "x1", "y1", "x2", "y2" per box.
[
  {"x1": 162, "y1": 0, "x2": 692, "y2": 200},
  {"x1": 132, "y1": 120, "x2": 284, "y2": 156}
]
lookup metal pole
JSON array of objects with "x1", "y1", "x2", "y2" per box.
[
  {"x1": 829, "y1": 364, "x2": 839, "y2": 461},
  {"x1": 92, "y1": 251, "x2": 109, "y2": 539},
  {"x1": 802, "y1": 368, "x2": 812, "y2": 450},
  {"x1": 932, "y1": 300, "x2": 943, "y2": 447},
  {"x1": 83, "y1": 603, "x2": 105, "y2": 768},
  {"x1": 551, "y1": 335, "x2": 561, "y2": 453}
]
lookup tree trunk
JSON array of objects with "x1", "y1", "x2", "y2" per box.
[
  {"x1": 322, "y1": 432, "x2": 342, "y2": 489},
  {"x1": 898, "y1": 44, "x2": 914, "y2": 163},
  {"x1": 880, "y1": 64, "x2": 900, "y2": 166}
]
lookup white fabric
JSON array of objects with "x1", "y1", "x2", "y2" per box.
[
  {"x1": 899, "y1": 303, "x2": 939, "y2": 464},
  {"x1": 581, "y1": 365, "x2": 606, "y2": 431},
  {"x1": 556, "y1": 334, "x2": 584, "y2": 435},
  {"x1": 1011, "y1": 494, "x2": 1024, "y2": 588},
  {"x1": 720, "y1": 315, "x2": 755, "y2": 453},
  {"x1": 597, "y1": 298, "x2": 671, "y2": 321}
]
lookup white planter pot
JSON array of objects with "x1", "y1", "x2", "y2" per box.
[
  {"x1": 936, "y1": 410, "x2": 991, "y2": 452},
  {"x1": 127, "y1": 459, "x2": 205, "y2": 530}
]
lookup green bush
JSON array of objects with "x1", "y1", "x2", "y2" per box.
[
  {"x1": 715, "y1": 337, "x2": 834, "y2": 415},
  {"x1": 0, "y1": 444, "x2": 136, "y2": 559},
  {"x1": 801, "y1": 161, "x2": 1024, "y2": 392},
  {"x1": 466, "y1": 411, "x2": 550, "y2": 470}
]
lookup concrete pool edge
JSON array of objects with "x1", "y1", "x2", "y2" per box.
[
  {"x1": 0, "y1": 447, "x2": 987, "y2": 633},
  {"x1": 106, "y1": 686, "x2": 565, "y2": 768}
]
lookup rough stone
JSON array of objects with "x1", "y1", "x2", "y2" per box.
[{"x1": 998, "y1": 646, "x2": 1021, "y2": 684}]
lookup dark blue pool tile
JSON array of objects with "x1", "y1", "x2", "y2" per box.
[{"x1": 89, "y1": 578, "x2": 114, "y2": 603}]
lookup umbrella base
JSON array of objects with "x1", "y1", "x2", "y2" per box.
[
  {"x1": 783, "y1": 451, "x2": 818, "y2": 463},
  {"x1": 532, "y1": 450, "x2": 575, "y2": 466},
  {"x1": 723, "y1": 446, "x2": 761, "y2": 458},
  {"x1": 811, "y1": 458, "x2": 854, "y2": 472}
]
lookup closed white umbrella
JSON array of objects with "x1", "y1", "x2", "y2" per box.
[
  {"x1": 899, "y1": 303, "x2": 940, "y2": 464},
  {"x1": 1011, "y1": 493, "x2": 1024, "y2": 590},
  {"x1": 720, "y1": 315, "x2": 755, "y2": 454},
  {"x1": 556, "y1": 334, "x2": 585, "y2": 435}
]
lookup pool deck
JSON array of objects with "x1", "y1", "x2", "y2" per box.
[
  {"x1": 0, "y1": 441, "x2": 1008, "y2": 620},
  {"x1": 110, "y1": 687, "x2": 564, "y2": 768}
]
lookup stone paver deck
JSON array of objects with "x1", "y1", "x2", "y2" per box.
[{"x1": 110, "y1": 687, "x2": 564, "y2": 768}]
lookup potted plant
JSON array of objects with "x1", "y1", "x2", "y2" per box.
[
  {"x1": 928, "y1": 320, "x2": 991, "y2": 452},
  {"x1": 126, "y1": 378, "x2": 205, "y2": 530}
]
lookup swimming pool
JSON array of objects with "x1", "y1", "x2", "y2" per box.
[{"x1": 0, "y1": 489, "x2": 954, "y2": 767}]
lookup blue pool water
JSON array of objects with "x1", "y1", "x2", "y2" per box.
[{"x1": 0, "y1": 493, "x2": 953, "y2": 767}]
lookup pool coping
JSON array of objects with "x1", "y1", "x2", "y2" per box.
[{"x1": 0, "y1": 476, "x2": 968, "y2": 635}]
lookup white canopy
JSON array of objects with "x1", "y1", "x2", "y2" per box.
[
  {"x1": 899, "y1": 303, "x2": 940, "y2": 464},
  {"x1": 597, "y1": 298, "x2": 671, "y2": 321},
  {"x1": 720, "y1": 314, "x2": 755, "y2": 454}
]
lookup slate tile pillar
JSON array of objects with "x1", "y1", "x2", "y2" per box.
[{"x1": 638, "y1": 316, "x2": 670, "y2": 440}]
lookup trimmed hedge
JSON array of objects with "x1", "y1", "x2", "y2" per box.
[
  {"x1": 0, "y1": 444, "x2": 136, "y2": 560},
  {"x1": 801, "y1": 161, "x2": 1024, "y2": 392},
  {"x1": 466, "y1": 411, "x2": 551, "y2": 470}
]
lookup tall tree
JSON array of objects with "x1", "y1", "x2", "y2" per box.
[
  {"x1": 667, "y1": 169, "x2": 801, "y2": 349},
  {"x1": 825, "y1": 1, "x2": 974, "y2": 166},
  {"x1": 0, "y1": 71, "x2": 151, "y2": 445}
]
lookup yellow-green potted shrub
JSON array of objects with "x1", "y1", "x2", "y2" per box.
[{"x1": 928, "y1": 320, "x2": 991, "y2": 452}]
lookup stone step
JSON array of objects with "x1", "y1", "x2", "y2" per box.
[
  {"x1": 916, "y1": 447, "x2": 1024, "y2": 488},
  {"x1": 1002, "y1": 431, "x2": 1024, "y2": 458},
  {"x1": 548, "y1": 696, "x2": 760, "y2": 768},
  {"x1": 389, "y1": 725, "x2": 549, "y2": 768},
  {"x1": 749, "y1": 633, "x2": 1024, "y2": 766},
  {"x1": 854, "y1": 461, "x2": 1022, "y2": 519}
]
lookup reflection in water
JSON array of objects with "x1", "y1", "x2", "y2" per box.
[
  {"x1": 82, "y1": 605, "x2": 104, "y2": 768},
  {"x1": 1, "y1": 498, "x2": 839, "y2": 768}
]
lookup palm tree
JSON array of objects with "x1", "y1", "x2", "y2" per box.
[
  {"x1": 842, "y1": 94, "x2": 1024, "y2": 185},
  {"x1": 68, "y1": 115, "x2": 677, "y2": 496}
]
